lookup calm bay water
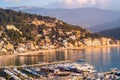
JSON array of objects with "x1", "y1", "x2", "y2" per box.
[{"x1": 1, "y1": 47, "x2": 120, "y2": 72}]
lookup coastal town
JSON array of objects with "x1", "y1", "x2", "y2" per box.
[
  {"x1": 0, "y1": 8, "x2": 120, "y2": 80},
  {"x1": 0, "y1": 8, "x2": 120, "y2": 55},
  {"x1": 0, "y1": 24, "x2": 120, "y2": 54}
]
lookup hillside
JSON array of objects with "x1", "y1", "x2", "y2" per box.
[
  {"x1": 8, "y1": 7, "x2": 120, "y2": 28},
  {"x1": 0, "y1": 8, "x2": 105, "y2": 54},
  {"x1": 99, "y1": 27, "x2": 120, "y2": 40},
  {"x1": 89, "y1": 17, "x2": 120, "y2": 32}
]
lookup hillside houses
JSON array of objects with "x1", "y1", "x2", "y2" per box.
[
  {"x1": 6, "y1": 25, "x2": 22, "y2": 35},
  {"x1": 32, "y1": 19, "x2": 45, "y2": 26},
  {"x1": 0, "y1": 41, "x2": 14, "y2": 54},
  {"x1": 45, "y1": 22, "x2": 56, "y2": 27},
  {"x1": 82, "y1": 38, "x2": 119, "y2": 46},
  {"x1": 0, "y1": 8, "x2": 120, "y2": 55},
  {"x1": 1, "y1": 23, "x2": 120, "y2": 54}
]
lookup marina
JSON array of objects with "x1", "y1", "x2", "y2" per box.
[{"x1": 0, "y1": 61, "x2": 120, "y2": 80}]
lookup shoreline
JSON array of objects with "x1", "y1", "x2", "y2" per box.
[
  {"x1": 0, "y1": 45, "x2": 120, "y2": 57},
  {"x1": 0, "y1": 44, "x2": 120, "y2": 71},
  {"x1": 17, "y1": 45, "x2": 120, "y2": 56}
]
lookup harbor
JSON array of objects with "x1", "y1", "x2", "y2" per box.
[
  {"x1": 0, "y1": 1, "x2": 120, "y2": 80},
  {"x1": 0, "y1": 60, "x2": 120, "y2": 80},
  {"x1": 0, "y1": 47, "x2": 120, "y2": 80}
]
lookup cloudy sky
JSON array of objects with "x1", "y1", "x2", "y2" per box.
[{"x1": 0, "y1": 0, "x2": 120, "y2": 10}]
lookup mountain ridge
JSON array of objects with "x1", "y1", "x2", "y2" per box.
[
  {"x1": 89, "y1": 17, "x2": 120, "y2": 32},
  {"x1": 99, "y1": 27, "x2": 120, "y2": 40},
  {"x1": 8, "y1": 6, "x2": 120, "y2": 28}
]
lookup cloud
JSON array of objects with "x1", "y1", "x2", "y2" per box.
[
  {"x1": 48, "y1": 0, "x2": 111, "y2": 9},
  {"x1": 4, "y1": 0, "x2": 20, "y2": 2}
]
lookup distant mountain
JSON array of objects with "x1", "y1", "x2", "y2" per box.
[
  {"x1": 8, "y1": 6, "x2": 120, "y2": 28},
  {"x1": 89, "y1": 17, "x2": 120, "y2": 32},
  {"x1": 99, "y1": 27, "x2": 120, "y2": 40}
]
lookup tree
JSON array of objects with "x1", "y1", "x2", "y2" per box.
[{"x1": 6, "y1": 29, "x2": 22, "y2": 45}]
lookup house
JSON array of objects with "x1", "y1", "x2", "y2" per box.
[
  {"x1": 92, "y1": 39, "x2": 101, "y2": 46},
  {"x1": 16, "y1": 43, "x2": 26, "y2": 52},
  {"x1": 67, "y1": 43, "x2": 74, "y2": 49},
  {"x1": 0, "y1": 41, "x2": 4, "y2": 49},
  {"x1": 75, "y1": 31, "x2": 81, "y2": 39},
  {"x1": 74, "y1": 41, "x2": 83, "y2": 47},
  {"x1": 117, "y1": 40, "x2": 120, "y2": 45},
  {"x1": 83, "y1": 38, "x2": 101, "y2": 46},
  {"x1": 69, "y1": 35, "x2": 76, "y2": 40},
  {"x1": 83, "y1": 38, "x2": 92, "y2": 46},
  {"x1": 58, "y1": 29, "x2": 64, "y2": 35},
  {"x1": 100, "y1": 38, "x2": 107, "y2": 45},
  {"x1": 63, "y1": 40, "x2": 68, "y2": 48},
  {"x1": 0, "y1": 31, "x2": 3, "y2": 37},
  {"x1": 65, "y1": 32, "x2": 72, "y2": 35},
  {"x1": 32, "y1": 19, "x2": 45, "y2": 25},
  {"x1": 43, "y1": 29, "x2": 47, "y2": 35},
  {"x1": 45, "y1": 22, "x2": 56, "y2": 27},
  {"x1": 6, "y1": 25, "x2": 22, "y2": 34},
  {"x1": 4, "y1": 43, "x2": 14, "y2": 50},
  {"x1": 45, "y1": 36, "x2": 51, "y2": 43},
  {"x1": 16, "y1": 47, "x2": 25, "y2": 53},
  {"x1": 25, "y1": 41, "x2": 35, "y2": 50},
  {"x1": 106, "y1": 38, "x2": 112, "y2": 45},
  {"x1": 0, "y1": 48, "x2": 7, "y2": 54},
  {"x1": 58, "y1": 37, "x2": 62, "y2": 41},
  {"x1": 49, "y1": 45, "x2": 56, "y2": 49},
  {"x1": 6, "y1": 25, "x2": 19, "y2": 31}
]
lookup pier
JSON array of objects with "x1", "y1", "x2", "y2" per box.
[{"x1": 0, "y1": 60, "x2": 72, "y2": 69}]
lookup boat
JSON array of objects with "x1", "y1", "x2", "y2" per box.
[
  {"x1": 76, "y1": 59, "x2": 85, "y2": 63},
  {"x1": 54, "y1": 72, "x2": 70, "y2": 76},
  {"x1": 4, "y1": 69, "x2": 21, "y2": 80},
  {"x1": 72, "y1": 73, "x2": 83, "y2": 76},
  {"x1": 24, "y1": 69, "x2": 39, "y2": 76},
  {"x1": 13, "y1": 68, "x2": 29, "y2": 79}
]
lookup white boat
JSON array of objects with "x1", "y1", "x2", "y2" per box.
[
  {"x1": 25, "y1": 69, "x2": 39, "y2": 76},
  {"x1": 13, "y1": 68, "x2": 29, "y2": 79},
  {"x1": 72, "y1": 73, "x2": 83, "y2": 76},
  {"x1": 4, "y1": 69, "x2": 21, "y2": 80}
]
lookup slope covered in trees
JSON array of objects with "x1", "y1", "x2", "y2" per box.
[{"x1": 0, "y1": 8, "x2": 104, "y2": 55}]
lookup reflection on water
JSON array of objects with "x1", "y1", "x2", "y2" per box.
[{"x1": 1, "y1": 47, "x2": 120, "y2": 72}]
